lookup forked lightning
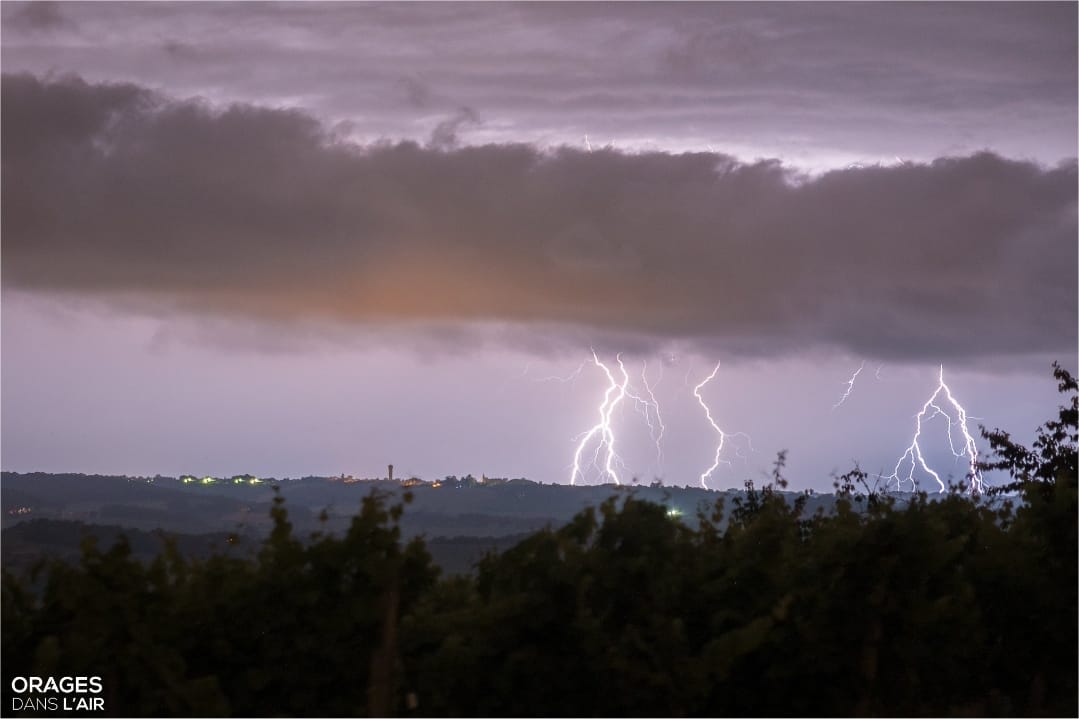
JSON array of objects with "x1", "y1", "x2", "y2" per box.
[
  {"x1": 569, "y1": 351, "x2": 629, "y2": 485},
  {"x1": 882, "y1": 366, "x2": 983, "y2": 494}
]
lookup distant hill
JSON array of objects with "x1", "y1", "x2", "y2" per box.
[
  {"x1": 1, "y1": 515, "x2": 539, "y2": 577},
  {"x1": 0, "y1": 470, "x2": 854, "y2": 576},
  {"x1": 2, "y1": 470, "x2": 843, "y2": 536}
]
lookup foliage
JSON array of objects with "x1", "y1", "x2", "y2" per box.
[
  {"x1": 3, "y1": 368, "x2": 1076, "y2": 717},
  {"x1": 980, "y1": 362, "x2": 1078, "y2": 494},
  {"x1": 3, "y1": 489, "x2": 437, "y2": 717}
]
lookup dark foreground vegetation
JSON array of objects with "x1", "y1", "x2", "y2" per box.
[{"x1": 3, "y1": 366, "x2": 1076, "y2": 717}]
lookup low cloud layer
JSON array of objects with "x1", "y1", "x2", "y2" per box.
[
  {"x1": 2, "y1": 3, "x2": 1075, "y2": 169},
  {"x1": 3, "y1": 73, "x2": 1076, "y2": 361}
]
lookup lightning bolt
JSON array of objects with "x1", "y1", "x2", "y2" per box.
[
  {"x1": 528, "y1": 361, "x2": 586, "y2": 385},
  {"x1": 569, "y1": 351, "x2": 629, "y2": 485},
  {"x1": 832, "y1": 360, "x2": 866, "y2": 410},
  {"x1": 585, "y1": 134, "x2": 593, "y2": 152},
  {"x1": 693, "y1": 361, "x2": 751, "y2": 489},
  {"x1": 625, "y1": 360, "x2": 666, "y2": 472},
  {"x1": 882, "y1": 365, "x2": 983, "y2": 494}
]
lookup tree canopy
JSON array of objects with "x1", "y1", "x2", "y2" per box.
[{"x1": 3, "y1": 366, "x2": 1076, "y2": 717}]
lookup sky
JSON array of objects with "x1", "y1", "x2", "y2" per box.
[{"x1": 2, "y1": 1, "x2": 1076, "y2": 492}]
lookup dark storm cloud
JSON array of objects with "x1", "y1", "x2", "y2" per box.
[
  {"x1": 3, "y1": 73, "x2": 1076, "y2": 361},
  {"x1": 429, "y1": 106, "x2": 481, "y2": 150},
  {"x1": 4, "y1": 1, "x2": 74, "y2": 33},
  {"x1": 1, "y1": 3, "x2": 1075, "y2": 168}
]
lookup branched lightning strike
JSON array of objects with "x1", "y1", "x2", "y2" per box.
[
  {"x1": 882, "y1": 365, "x2": 983, "y2": 494},
  {"x1": 625, "y1": 360, "x2": 666, "y2": 471},
  {"x1": 569, "y1": 351, "x2": 629, "y2": 485},
  {"x1": 693, "y1": 362, "x2": 751, "y2": 489},
  {"x1": 832, "y1": 360, "x2": 866, "y2": 410}
]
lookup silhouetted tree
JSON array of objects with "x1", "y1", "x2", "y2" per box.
[{"x1": 3, "y1": 365, "x2": 1076, "y2": 716}]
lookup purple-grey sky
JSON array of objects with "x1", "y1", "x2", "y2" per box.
[{"x1": 2, "y1": 2, "x2": 1076, "y2": 491}]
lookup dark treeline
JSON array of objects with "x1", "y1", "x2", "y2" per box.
[{"x1": 2, "y1": 366, "x2": 1076, "y2": 717}]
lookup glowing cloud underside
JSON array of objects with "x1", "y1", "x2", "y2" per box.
[{"x1": 882, "y1": 365, "x2": 983, "y2": 494}]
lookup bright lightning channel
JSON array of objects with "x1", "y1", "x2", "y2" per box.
[
  {"x1": 625, "y1": 361, "x2": 666, "y2": 472},
  {"x1": 832, "y1": 360, "x2": 866, "y2": 410},
  {"x1": 569, "y1": 351, "x2": 629, "y2": 485},
  {"x1": 693, "y1": 361, "x2": 750, "y2": 490},
  {"x1": 882, "y1": 365, "x2": 983, "y2": 495}
]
